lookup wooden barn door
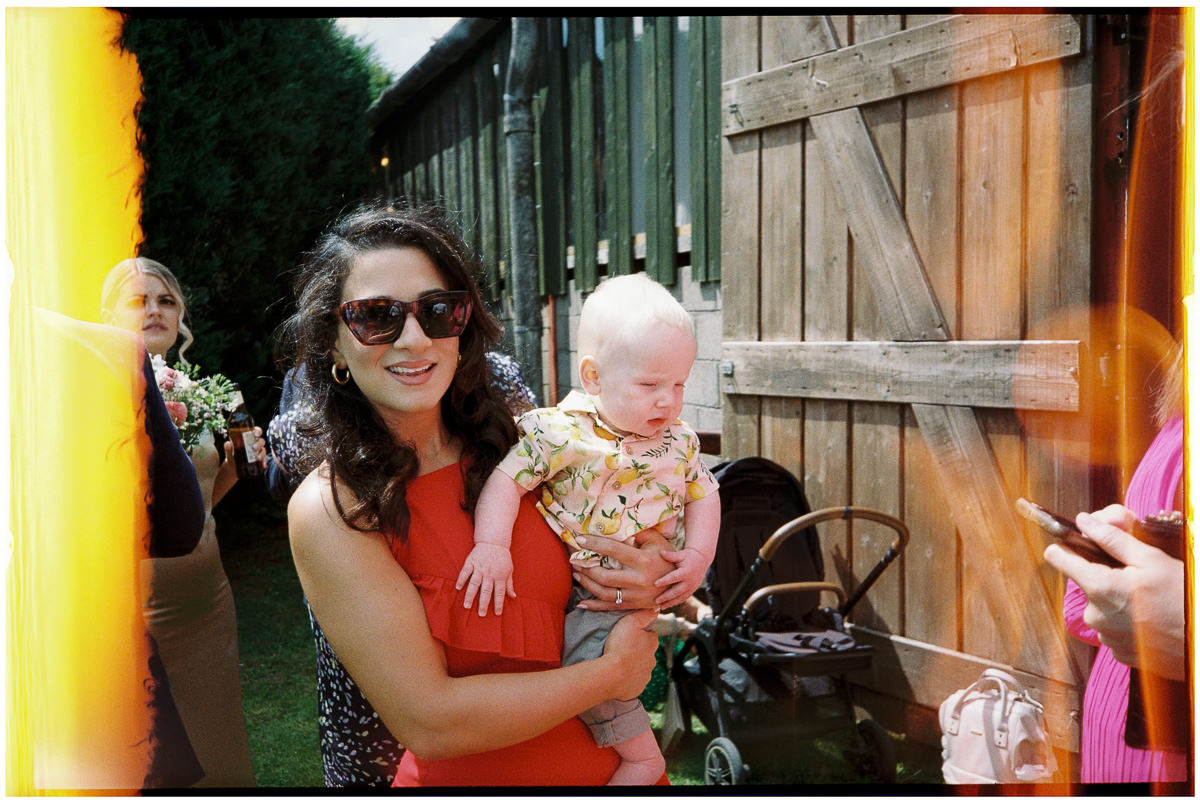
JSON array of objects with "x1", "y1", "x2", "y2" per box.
[{"x1": 719, "y1": 14, "x2": 1095, "y2": 752}]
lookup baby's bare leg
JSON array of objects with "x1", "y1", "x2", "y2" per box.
[{"x1": 607, "y1": 727, "x2": 665, "y2": 785}]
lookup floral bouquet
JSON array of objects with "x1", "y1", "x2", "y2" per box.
[{"x1": 151, "y1": 354, "x2": 237, "y2": 452}]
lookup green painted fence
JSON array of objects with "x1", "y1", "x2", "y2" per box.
[{"x1": 372, "y1": 16, "x2": 723, "y2": 302}]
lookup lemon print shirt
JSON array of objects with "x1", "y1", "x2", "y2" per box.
[{"x1": 495, "y1": 390, "x2": 719, "y2": 567}]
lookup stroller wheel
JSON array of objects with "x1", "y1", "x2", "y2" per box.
[
  {"x1": 853, "y1": 719, "x2": 897, "y2": 783},
  {"x1": 704, "y1": 737, "x2": 748, "y2": 785}
]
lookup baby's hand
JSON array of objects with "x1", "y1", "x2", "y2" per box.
[
  {"x1": 455, "y1": 543, "x2": 516, "y2": 617},
  {"x1": 653, "y1": 546, "x2": 711, "y2": 609}
]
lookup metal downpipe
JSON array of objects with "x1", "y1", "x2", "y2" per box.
[{"x1": 503, "y1": 18, "x2": 542, "y2": 402}]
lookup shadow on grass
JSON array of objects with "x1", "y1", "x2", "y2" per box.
[{"x1": 650, "y1": 709, "x2": 944, "y2": 787}]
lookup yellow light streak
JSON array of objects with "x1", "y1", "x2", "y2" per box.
[{"x1": 7, "y1": 7, "x2": 152, "y2": 794}]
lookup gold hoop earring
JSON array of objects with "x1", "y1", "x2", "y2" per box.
[
  {"x1": 457, "y1": 353, "x2": 463, "y2": 366},
  {"x1": 331, "y1": 363, "x2": 351, "y2": 385}
]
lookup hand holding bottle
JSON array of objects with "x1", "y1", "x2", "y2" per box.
[{"x1": 226, "y1": 384, "x2": 266, "y2": 479}]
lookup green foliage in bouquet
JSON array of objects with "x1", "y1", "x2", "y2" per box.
[{"x1": 153, "y1": 355, "x2": 238, "y2": 452}]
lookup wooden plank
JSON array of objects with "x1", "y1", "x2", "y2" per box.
[
  {"x1": 850, "y1": 13, "x2": 904, "y2": 635},
  {"x1": 426, "y1": 102, "x2": 442, "y2": 203},
  {"x1": 537, "y1": 18, "x2": 567, "y2": 295},
  {"x1": 721, "y1": 340, "x2": 1081, "y2": 410},
  {"x1": 902, "y1": 46, "x2": 961, "y2": 651},
  {"x1": 846, "y1": 625, "x2": 1082, "y2": 753},
  {"x1": 810, "y1": 107, "x2": 949, "y2": 341},
  {"x1": 643, "y1": 16, "x2": 677, "y2": 285},
  {"x1": 688, "y1": 15, "x2": 710, "y2": 282},
  {"x1": 719, "y1": 15, "x2": 761, "y2": 460},
  {"x1": 399, "y1": 113, "x2": 417, "y2": 204},
  {"x1": 704, "y1": 15, "x2": 723, "y2": 282},
  {"x1": 440, "y1": 91, "x2": 459, "y2": 214},
  {"x1": 568, "y1": 18, "x2": 598, "y2": 291},
  {"x1": 902, "y1": 408, "x2": 961, "y2": 650},
  {"x1": 801, "y1": 14, "x2": 853, "y2": 593},
  {"x1": 722, "y1": 13, "x2": 1083, "y2": 135},
  {"x1": 456, "y1": 73, "x2": 479, "y2": 256},
  {"x1": 411, "y1": 105, "x2": 428, "y2": 203},
  {"x1": 760, "y1": 29, "x2": 805, "y2": 343},
  {"x1": 959, "y1": 65, "x2": 1028, "y2": 668},
  {"x1": 494, "y1": 29, "x2": 512, "y2": 288},
  {"x1": 475, "y1": 48, "x2": 501, "y2": 300},
  {"x1": 1023, "y1": 51, "x2": 1095, "y2": 689},
  {"x1": 603, "y1": 17, "x2": 634, "y2": 277},
  {"x1": 759, "y1": 16, "x2": 808, "y2": 485}
]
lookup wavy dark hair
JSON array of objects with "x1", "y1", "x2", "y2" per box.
[{"x1": 280, "y1": 202, "x2": 518, "y2": 543}]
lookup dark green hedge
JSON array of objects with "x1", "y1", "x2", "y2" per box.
[{"x1": 119, "y1": 15, "x2": 379, "y2": 418}]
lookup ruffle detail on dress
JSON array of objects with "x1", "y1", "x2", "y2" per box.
[{"x1": 409, "y1": 573, "x2": 564, "y2": 664}]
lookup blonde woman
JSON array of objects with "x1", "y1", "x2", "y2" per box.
[{"x1": 101, "y1": 257, "x2": 263, "y2": 787}]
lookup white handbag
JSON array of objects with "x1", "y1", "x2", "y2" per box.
[{"x1": 939, "y1": 668, "x2": 1057, "y2": 784}]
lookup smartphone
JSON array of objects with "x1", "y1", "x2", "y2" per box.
[{"x1": 1014, "y1": 497, "x2": 1124, "y2": 568}]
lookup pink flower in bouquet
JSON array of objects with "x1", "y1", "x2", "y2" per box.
[
  {"x1": 164, "y1": 400, "x2": 188, "y2": 427},
  {"x1": 155, "y1": 364, "x2": 182, "y2": 392}
]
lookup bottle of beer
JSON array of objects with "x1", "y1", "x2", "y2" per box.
[{"x1": 226, "y1": 384, "x2": 262, "y2": 479}]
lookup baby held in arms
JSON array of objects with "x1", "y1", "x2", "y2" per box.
[{"x1": 456, "y1": 273, "x2": 720, "y2": 785}]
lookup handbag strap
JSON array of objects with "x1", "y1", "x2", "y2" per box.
[{"x1": 947, "y1": 669, "x2": 1025, "y2": 747}]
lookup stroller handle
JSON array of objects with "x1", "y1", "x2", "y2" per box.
[
  {"x1": 760, "y1": 506, "x2": 910, "y2": 562},
  {"x1": 743, "y1": 581, "x2": 846, "y2": 616}
]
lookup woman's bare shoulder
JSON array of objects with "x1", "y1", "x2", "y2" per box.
[
  {"x1": 288, "y1": 463, "x2": 402, "y2": 603},
  {"x1": 288, "y1": 464, "x2": 363, "y2": 556}
]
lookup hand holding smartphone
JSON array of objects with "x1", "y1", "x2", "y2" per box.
[{"x1": 1014, "y1": 497, "x2": 1124, "y2": 568}]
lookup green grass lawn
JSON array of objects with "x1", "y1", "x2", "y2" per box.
[
  {"x1": 217, "y1": 492, "x2": 943, "y2": 788},
  {"x1": 218, "y1": 497, "x2": 323, "y2": 788}
]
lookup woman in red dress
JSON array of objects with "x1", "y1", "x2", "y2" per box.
[{"x1": 283, "y1": 203, "x2": 670, "y2": 787}]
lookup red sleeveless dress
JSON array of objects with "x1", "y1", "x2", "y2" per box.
[{"x1": 390, "y1": 462, "x2": 623, "y2": 787}]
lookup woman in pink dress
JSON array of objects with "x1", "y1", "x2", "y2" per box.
[{"x1": 1045, "y1": 348, "x2": 1186, "y2": 784}]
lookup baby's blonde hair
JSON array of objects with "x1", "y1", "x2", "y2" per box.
[
  {"x1": 100, "y1": 257, "x2": 194, "y2": 365},
  {"x1": 577, "y1": 273, "x2": 694, "y2": 360}
]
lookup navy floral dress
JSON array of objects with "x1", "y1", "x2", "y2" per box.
[{"x1": 307, "y1": 602, "x2": 403, "y2": 786}]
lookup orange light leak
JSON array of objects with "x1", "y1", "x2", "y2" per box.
[
  {"x1": 7, "y1": 8, "x2": 153, "y2": 794},
  {"x1": 1183, "y1": 5, "x2": 1197, "y2": 785}
]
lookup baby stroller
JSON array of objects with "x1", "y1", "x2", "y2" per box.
[{"x1": 670, "y1": 457, "x2": 909, "y2": 784}]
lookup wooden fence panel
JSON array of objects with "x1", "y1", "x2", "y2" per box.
[
  {"x1": 382, "y1": 18, "x2": 719, "y2": 302},
  {"x1": 721, "y1": 13, "x2": 1095, "y2": 745}
]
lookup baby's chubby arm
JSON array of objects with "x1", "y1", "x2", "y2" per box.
[
  {"x1": 655, "y1": 492, "x2": 720, "y2": 609},
  {"x1": 456, "y1": 470, "x2": 526, "y2": 616}
]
